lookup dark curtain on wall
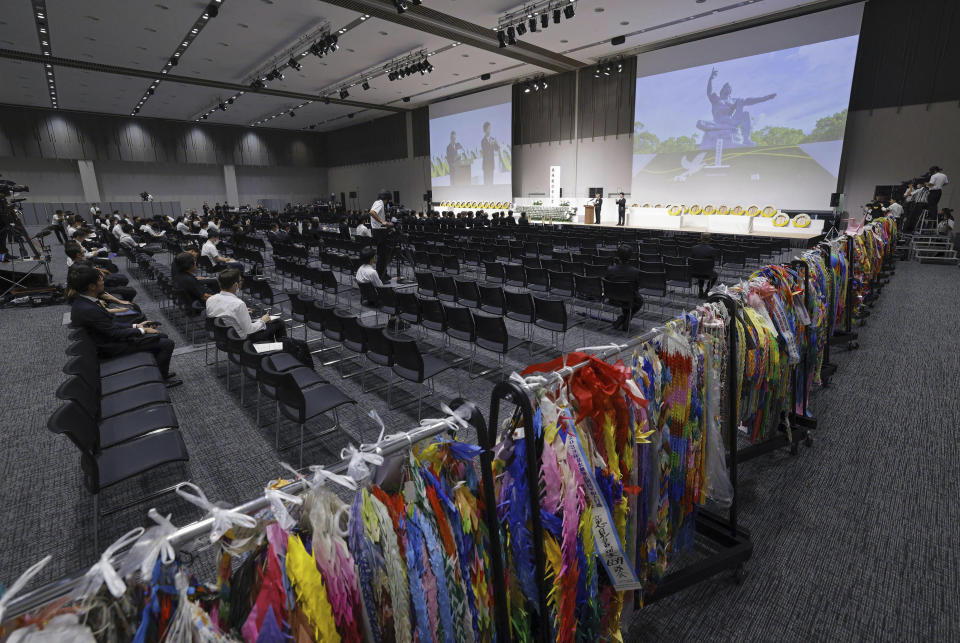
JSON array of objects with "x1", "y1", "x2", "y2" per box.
[
  {"x1": 850, "y1": 0, "x2": 960, "y2": 109},
  {"x1": 0, "y1": 105, "x2": 325, "y2": 166},
  {"x1": 412, "y1": 107, "x2": 430, "y2": 157},
  {"x1": 323, "y1": 113, "x2": 407, "y2": 167},
  {"x1": 512, "y1": 71, "x2": 578, "y2": 145},
  {"x1": 577, "y1": 56, "x2": 637, "y2": 139}
]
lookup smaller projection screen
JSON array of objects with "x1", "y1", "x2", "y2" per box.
[{"x1": 429, "y1": 85, "x2": 512, "y2": 202}]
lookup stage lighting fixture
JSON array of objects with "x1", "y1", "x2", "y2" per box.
[
  {"x1": 554, "y1": 8, "x2": 561, "y2": 23},
  {"x1": 507, "y1": 26, "x2": 517, "y2": 44},
  {"x1": 617, "y1": 61, "x2": 623, "y2": 73},
  {"x1": 497, "y1": 30, "x2": 506, "y2": 48},
  {"x1": 542, "y1": 79, "x2": 548, "y2": 88},
  {"x1": 219, "y1": 102, "x2": 226, "y2": 111},
  {"x1": 426, "y1": 62, "x2": 434, "y2": 73},
  {"x1": 309, "y1": 43, "x2": 322, "y2": 57},
  {"x1": 594, "y1": 66, "x2": 601, "y2": 79},
  {"x1": 289, "y1": 58, "x2": 301, "y2": 71},
  {"x1": 516, "y1": 21, "x2": 526, "y2": 35},
  {"x1": 564, "y1": 4, "x2": 575, "y2": 19},
  {"x1": 339, "y1": 88, "x2": 349, "y2": 99},
  {"x1": 603, "y1": 64, "x2": 611, "y2": 76},
  {"x1": 529, "y1": 17, "x2": 537, "y2": 32},
  {"x1": 289, "y1": 110, "x2": 295, "y2": 117},
  {"x1": 169, "y1": 57, "x2": 178, "y2": 66},
  {"x1": 201, "y1": 114, "x2": 208, "y2": 119},
  {"x1": 250, "y1": 79, "x2": 265, "y2": 89},
  {"x1": 541, "y1": 13, "x2": 549, "y2": 28},
  {"x1": 394, "y1": 0, "x2": 408, "y2": 13},
  {"x1": 362, "y1": 80, "x2": 370, "y2": 90},
  {"x1": 328, "y1": 34, "x2": 338, "y2": 51},
  {"x1": 524, "y1": 82, "x2": 531, "y2": 93},
  {"x1": 388, "y1": 71, "x2": 397, "y2": 81},
  {"x1": 309, "y1": 124, "x2": 316, "y2": 129},
  {"x1": 207, "y1": 3, "x2": 219, "y2": 18},
  {"x1": 402, "y1": 96, "x2": 410, "y2": 102},
  {"x1": 147, "y1": 88, "x2": 155, "y2": 95},
  {"x1": 227, "y1": 97, "x2": 234, "y2": 104}
]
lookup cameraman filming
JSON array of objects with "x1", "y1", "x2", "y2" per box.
[{"x1": 369, "y1": 190, "x2": 396, "y2": 281}]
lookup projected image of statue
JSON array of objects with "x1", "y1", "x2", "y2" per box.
[{"x1": 697, "y1": 67, "x2": 776, "y2": 149}]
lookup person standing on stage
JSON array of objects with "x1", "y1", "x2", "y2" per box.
[
  {"x1": 594, "y1": 194, "x2": 603, "y2": 224},
  {"x1": 369, "y1": 191, "x2": 394, "y2": 281},
  {"x1": 616, "y1": 192, "x2": 627, "y2": 226},
  {"x1": 480, "y1": 121, "x2": 500, "y2": 186}
]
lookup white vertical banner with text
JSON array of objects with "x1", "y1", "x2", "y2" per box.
[{"x1": 549, "y1": 165, "x2": 561, "y2": 203}]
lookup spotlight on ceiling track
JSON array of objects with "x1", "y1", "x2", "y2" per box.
[
  {"x1": 507, "y1": 26, "x2": 516, "y2": 45},
  {"x1": 289, "y1": 58, "x2": 301, "y2": 71},
  {"x1": 227, "y1": 97, "x2": 234, "y2": 104},
  {"x1": 553, "y1": 8, "x2": 561, "y2": 23},
  {"x1": 564, "y1": 4, "x2": 575, "y2": 19},
  {"x1": 289, "y1": 110, "x2": 295, "y2": 117},
  {"x1": 529, "y1": 17, "x2": 537, "y2": 32},
  {"x1": 339, "y1": 88, "x2": 349, "y2": 99},
  {"x1": 219, "y1": 102, "x2": 226, "y2": 111},
  {"x1": 497, "y1": 30, "x2": 506, "y2": 48},
  {"x1": 206, "y1": 3, "x2": 219, "y2": 17},
  {"x1": 541, "y1": 13, "x2": 549, "y2": 28},
  {"x1": 362, "y1": 80, "x2": 370, "y2": 90},
  {"x1": 393, "y1": 0, "x2": 408, "y2": 13},
  {"x1": 201, "y1": 114, "x2": 208, "y2": 119},
  {"x1": 388, "y1": 71, "x2": 397, "y2": 81},
  {"x1": 516, "y1": 21, "x2": 526, "y2": 36},
  {"x1": 169, "y1": 57, "x2": 178, "y2": 66}
]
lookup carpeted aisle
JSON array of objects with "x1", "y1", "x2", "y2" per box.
[{"x1": 627, "y1": 260, "x2": 960, "y2": 640}]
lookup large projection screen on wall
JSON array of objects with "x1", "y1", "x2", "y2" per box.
[
  {"x1": 429, "y1": 85, "x2": 512, "y2": 202},
  {"x1": 631, "y1": 4, "x2": 863, "y2": 211}
]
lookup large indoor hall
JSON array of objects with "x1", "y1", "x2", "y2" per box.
[{"x1": 0, "y1": 0, "x2": 957, "y2": 640}]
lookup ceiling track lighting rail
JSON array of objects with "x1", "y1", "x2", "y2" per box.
[
  {"x1": 131, "y1": 0, "x2": 224, "y2": 116},
  {"x1": 31, "y1": 0, "x2": 57, "y2": 109},
  {"x1": 495, "y1": 0, "x2": 577, "y2": 48}
]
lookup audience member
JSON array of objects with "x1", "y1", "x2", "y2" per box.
[
  {"x1": 172, "y1": 251, "x2": 216, "y2": 304},
  {"x1": 202, "y1": 231, "x2": 243, "y2": 271},
  {"x1": 604, "y1": 244, "x2": 643, "y2": 330},
  {"x1": 68, "y1": 264, "x2": 180, "y2": 387},
  {"x1": 206, "y1": 268, "x2": 285, "y2": 341},
  {"x1": 691, "y1": 233, "x2": 720, "y2": 297}
]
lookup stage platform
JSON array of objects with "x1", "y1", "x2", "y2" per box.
[{"x1": 551, "y1": 207, "x2": 824, "y2": 240}]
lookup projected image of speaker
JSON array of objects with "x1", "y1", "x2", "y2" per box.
[{"x1": 428, "y1": 86, "x2": 512, "y2": 203}]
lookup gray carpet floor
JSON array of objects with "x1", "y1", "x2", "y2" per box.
[{"x1": 1, "y1": 240, "x2": 956, "y2": 640}]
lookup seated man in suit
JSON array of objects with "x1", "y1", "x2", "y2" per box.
[
  {"x1": 172, "y1": 251, "x2": 217, "y2": 304},
  {"x1": 604, "y1": 244, "x2": 644, "y2": 330},
  {"x1": 206, "y1": 268, "x2": 286, "y2": 341},
  {"x1": 68, "y1": 264, "x2": 181, "y2": 387},
  {"x1": 690, "y1": 233, "x2": 720, "y2": 297}
]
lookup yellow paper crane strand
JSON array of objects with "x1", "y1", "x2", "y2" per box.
[{"x1": 286, "y1": 533, "x2": 341, "y2": 643}]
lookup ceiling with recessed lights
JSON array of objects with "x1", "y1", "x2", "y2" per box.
[{"x1": 0, "y1": 0, "x2": 833, "y2": 132}]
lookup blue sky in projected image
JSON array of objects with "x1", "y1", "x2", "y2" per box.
[{"x1": 634, "y1": 35, "x2": 859, "y2": 141}]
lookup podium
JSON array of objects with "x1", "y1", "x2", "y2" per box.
[{"x1": 584, "y1": 204, "x2": 595, "y2": 225}]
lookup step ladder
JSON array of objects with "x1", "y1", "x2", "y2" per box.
[{"x1": 908, "y1": 234, "x2": 958, "y2": 264}]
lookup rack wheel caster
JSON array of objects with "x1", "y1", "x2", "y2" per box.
[
  {"x1": 805, "y1": 434, "x2": 814, "y2": 448},
  {"x1": 789, "y1": 441, "x2": 799, "y2": 456},
  {"x1": 734, "y1": 563, "x2": 748, "y2": 585}
]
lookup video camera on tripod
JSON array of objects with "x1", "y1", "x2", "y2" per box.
[{"x1": 0, "y1": 176, "x2": 35, "y2": 257}]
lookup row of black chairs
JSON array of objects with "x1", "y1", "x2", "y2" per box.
[
  {"x1": 207, "y1": 318, "x2": 357, "y2": 467},
  {"x1": 52, "y1": 327, "x2": 189, "y2": 551}
]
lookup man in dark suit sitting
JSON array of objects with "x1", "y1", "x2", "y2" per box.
[
  {"x1": 68, "y1": 264, "x2": 182, "y2": 388},
  {"x1": 690, "y1": 233, "x2": 720, "y2": 298},
  {"x1": 604, "y1": 244, "x2": 644, "y2": 330}
]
